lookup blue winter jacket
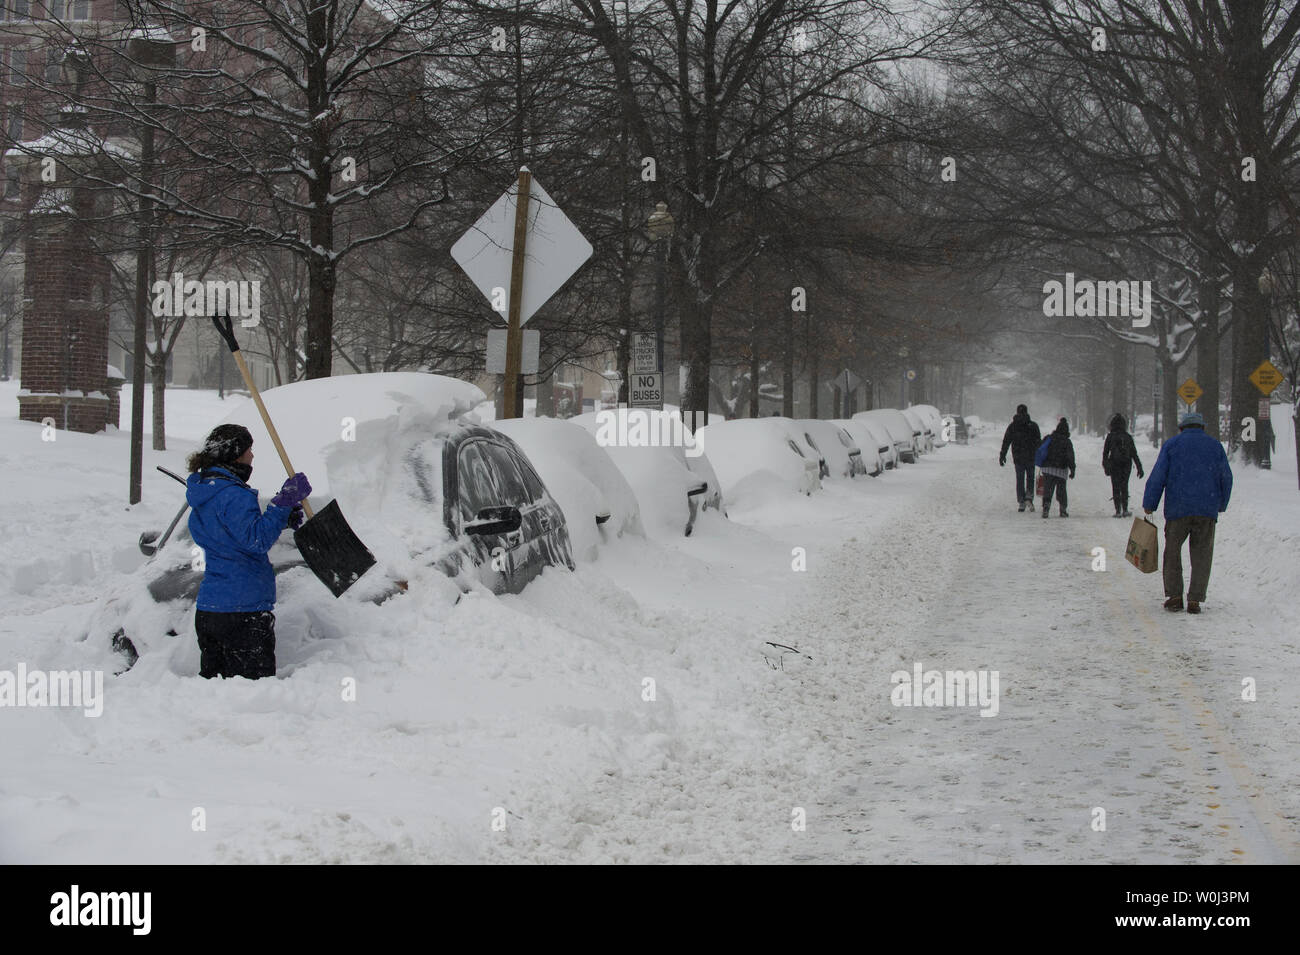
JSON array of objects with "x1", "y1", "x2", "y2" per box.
[
  {"x1": 186, "y1": 467, "x2": 292, "y2": 612},
  {"x1": 1141, "y1": 427, "x2": 1233, "y2": 521}
]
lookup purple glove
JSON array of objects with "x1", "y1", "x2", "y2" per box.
[
  {"x1": 271, "y1": 472, "x2": 312, "y2": 508},
  {"x1": 287, "y1": 505, "x2": 305, "y2": 530}
]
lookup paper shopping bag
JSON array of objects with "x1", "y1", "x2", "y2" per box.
[
  {"x1": 1125, "y1": 517, "x2": 1159, "y2": 573},
  {"x1": 1035, "y1": 473, "x2": 1044, "y2": 497}
]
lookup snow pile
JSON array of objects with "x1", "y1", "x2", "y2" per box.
[{"x1": 489, "y1": 416, "x2": 642, "y2": 560}]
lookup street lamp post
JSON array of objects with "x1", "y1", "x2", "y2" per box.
[
  {"x1": 898, "y1": 345, "x2": 909, "y2": 407},
  {"x1": 125, "y1": 29, "x2": 175, "y2": 504},
  {"x1": 646, "y1": 201, "x2": 674, "y2": 380}
]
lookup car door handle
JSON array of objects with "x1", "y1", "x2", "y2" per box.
[{"x1": 537, "y1": 510, "x2": 550, "y2": 530}]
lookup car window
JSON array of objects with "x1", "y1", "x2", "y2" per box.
[
  {"x1": 804, "y1": 433, "x2": 820, "y2": 453},
  {"x1": 836, "y1": 429, "x2": 854, "y2": 448},
  {"x1": 512, "y1": 452, "x2": 548, "y2": 505},
  {"x1": 787, "y1": 439, "x2": 806, "y2": 458},
  {"x1": 458, "y1": 440, "x2": 528, "y2": 526}
]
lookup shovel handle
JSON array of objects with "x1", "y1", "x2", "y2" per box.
[{"x1": 211, "y1": 314, "x2": 314, "y2": 519}]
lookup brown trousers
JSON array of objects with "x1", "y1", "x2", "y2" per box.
[{"x1": 1163, "y1": 516, "x2": 1217, "y2": 603}]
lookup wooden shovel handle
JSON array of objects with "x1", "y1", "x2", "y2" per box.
[{"x1": 217, "y1": 317, "x2": 315, "y2": 520}]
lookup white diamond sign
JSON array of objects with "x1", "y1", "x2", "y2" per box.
[{"x1": 451, "y1": 171, "x2": 593, "y2": 326}]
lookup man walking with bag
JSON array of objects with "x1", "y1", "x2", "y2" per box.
[
  {"x1": 999, "y1": 404, "x2": 1042, "y2": 512},
  {"x1": 1142, "y1": 412, "x2": 1233, "y2": 614}
]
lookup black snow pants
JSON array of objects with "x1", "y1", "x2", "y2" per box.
[
  {"x1": 1109, "y1": 464, "x2": 1132, "y2": 512},
  {"x1": 195, "y1": 610, "x2": 276, "y2": 679},
  {"x1": 1042, "y1": 474, "x2": 1068, "y2": 514}
]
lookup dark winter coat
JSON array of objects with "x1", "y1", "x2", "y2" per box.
[
  {"x1": 1040, "y1": 422, "x2": 1076, "y2": 474},
  {"x1": 1102, "y1": 415, "x2": 1143, "y2": 476},
  {"x1": 1000, "y1": 412, "x2": 1042, "y2": 464},
  {"x1": 186, "y1": 467, "x2": 292, "y2": 613},
  {"x1": 1142, "y1": 426, "x2": 1233, "y2": 520}
]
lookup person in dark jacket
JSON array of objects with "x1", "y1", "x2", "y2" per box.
[
  {"x1": 185, "y1": 424, "x2": 312, "y2": 679},
  {"x1": 999, "y1": 404, "x2": 1042, "y2": 511},
  {"x1": 1038, "y1": 417, "x2": 1076, "y2": 518},
  {"x1": 1102, "y1": 413, "x2": 1145, "y2": 517},
  {"x1": 1142, "y1": 412, "x2": 1233, "y2": 614}
]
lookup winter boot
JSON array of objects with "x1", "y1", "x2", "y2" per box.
[
  {"x1": 1060, "y1": 509, "x2": 1069, "y2": 517},
  {"x1": 1187, "y1": 601, "x2": 1201, "y2": 614},
  {"x1": 1041, "y1": 509, "x2": 1049, "y2": 519},
  {"x1": 1122, "y1": 508, "x2": 1132, "y2": 517},
  {"x1": 1018, "y1": 501, "x2": 1026, "y2": 512},
  {"x1": 1027, "y1": 499, "x2": 1035, "y2": 511},
  {"x1": 1163, "y1": 596, "x2": 1184, "y2": 612}
]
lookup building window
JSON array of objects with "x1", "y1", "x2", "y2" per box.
[
  {"x1": 45, "y1": 51, "x2": 61, "y2": 84},
  {"x1": 45, "y1": 1, "x2": 88, "y2": 21},
  {"x1": 5, "y1": 1, "x2": 34, "y2": 22},
  {"x1": 7, "y1": 104, "x2": 22, "y2": 141},
  {"x1": 8, "y1": 48, "x2": 26, "y2": 85},
  {"x1": 4, "y1": 165, "x2": 20, "y2": 200}
]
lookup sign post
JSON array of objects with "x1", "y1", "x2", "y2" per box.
[
  {"x1": 1249, "y1": 360, "x2": 1283, "y2": 471},
  {"x1": 503, "y1": 170, "x2": 532, "y2": 417},
  {"x1": 451, "y1": 168, "x2": 593, "y2": 420}
]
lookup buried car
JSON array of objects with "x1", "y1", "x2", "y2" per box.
[
  {"x1": 856, "y1": 409, "x2": 919, "y2": 464},
  {"x1": 800, "y1": 419, "x2": 867, "y2": 478},
  {"x1": 89, "y1": 374, "x2": 575, "y2": 670},
  {"x1": 696, "y1": 417, "x2": 822, "y2": 502},
  {"x1": 570, "y1": 408, "x2": 725, "y2": 538}
]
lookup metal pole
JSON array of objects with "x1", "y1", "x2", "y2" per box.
[
  {"x1": 129, "y1": 77, "x2": 156, "y2": 504},
  {"x1": 655, "y1": 239, "x2": 667, "y2": 375}
]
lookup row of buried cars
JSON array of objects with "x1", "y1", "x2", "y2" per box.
[{"x1": 94, "y1": 374, "x2": 948, "y2": 668}]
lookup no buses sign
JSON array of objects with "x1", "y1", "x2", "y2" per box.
[{"x1": 629, "y1": 371, "x2": 663, "y2": 408}]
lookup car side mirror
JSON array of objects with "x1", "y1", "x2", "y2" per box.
[
  {"x1": 595, "y1": 509, "x2": 611, "y2": 525},
  {"x1": 138, "y1": 530, "x2": 160, "y2": 557},
  {"x1": 465, "y1": 506, "x2": 522, "y2": 536}
]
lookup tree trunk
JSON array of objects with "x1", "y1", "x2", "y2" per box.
[
  {"x1": 1111, "y1": 340, "x2": 1127, "y2": 422},
  {"x1": 808, "y1": 336, "x2": 819, "y2": 419},
  {"x1": 748, "y1": 344, "x2": 759, "y2": 418},
  {"x1": 782, "y1": 300, "x2": 794, "y2": 417},
  {"x1": 150, "y1": 356, "x2": 166, "y2": 451},
  {"x1": 1162, "y1": 357, "x2": 1180, "y2": 442},
  {"x1": 1226, "y1": 0, "x2": 1271, "y2": 465},
  {"x1": 1196, "y1": 260, "x2": 1222, "y2": 440}
]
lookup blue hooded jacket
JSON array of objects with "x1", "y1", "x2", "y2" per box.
[
  {"x1": 1142, "y1": 427, "x2": 1233, "y2": 520},
  {"x1": 186, "y1": 467, "x2": 292, "y2": 612}
]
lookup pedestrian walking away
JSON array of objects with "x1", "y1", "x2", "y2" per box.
[
  {"x1": 1036, "y1": 418, "x2": 1075, "y2": 518},
  {"x1": 1102, "y1": 413, "x2": 1145, "y2": 517},
  {"x1": 1142, "y1": 412, "x2": 1233, "y2": 614},
  {"x1": 999, "y1": 403, "x2": 1042, "y2": 511},
  {"x1": 185, "y1": 423, "x2": 313, "y2": 679}
]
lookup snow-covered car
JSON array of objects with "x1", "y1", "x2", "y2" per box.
[
  {"x1": 799, "y1": 419, "x2": 866, "y2": 478},
  {"x1": 844, "y1": 416, "x2": 896, "y2": 470},
  {"x1": 91, "y1": 374, "x2": 576, "y2": 670},
  {"x1": 855, "y1": 409, "x2": 919, "y2": 464},
  {"x1": 570, "y1": 408, "x2": 724, "y2": 538},
  {"x1": 489, "y1": 415, "x2": 642, "y2": 561},
  {"x1": 911, "y1": 404, "x2": 946, "y2": 448},
  {"x1": 941, "y1": 413, "x2": 970, "y2": 444},
  {"x1": 900, "y1": 407, "x2": 932, "y2": 453},
  {"x1": 696, "y1": 417, "x2": 822, "y2": 502},
  {"x1": 834, "y1": 419, "x2": 885, "y2": 475}
]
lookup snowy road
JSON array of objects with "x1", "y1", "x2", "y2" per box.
[{"x1": 492, "y1": 440, "x2": 1300, "y2": 863}]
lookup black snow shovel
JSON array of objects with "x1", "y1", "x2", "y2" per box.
[{"x1": 211, "y1": 314, "x2": 376, "y2": 597}]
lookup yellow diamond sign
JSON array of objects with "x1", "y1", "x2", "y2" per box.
[
  {"x1": 1249, "y1": 360, "x2": 1284, "y2": 396},
  {"x1": 1177, "y1": 378, "x2": 1202, "y2": 406}
]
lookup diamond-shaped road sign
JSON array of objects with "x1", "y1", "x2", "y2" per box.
[
  {"x1": 451, "y1": 172, "x2": 593, "y2": 326},
  {"x1": 1249, "y1": 359, "x2": 1284, "y2": 396},
  {"x1": 1177, "y1": 378, "x2": 1202, "y2": 406}
]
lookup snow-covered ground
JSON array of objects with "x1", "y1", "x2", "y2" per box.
[{"x1": 1, "y1": 381, "x2": 1297, "y2": 863}]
